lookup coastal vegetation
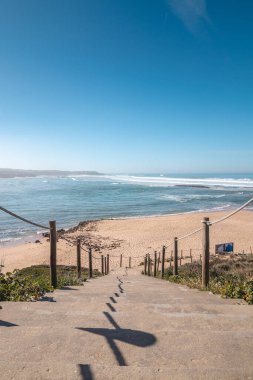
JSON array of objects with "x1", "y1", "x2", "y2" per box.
[
  {"x1": 164, "y1": 254, "x2": 253, "y2": 304},
  {"x1": 0, "y1": 168, "x2": 102, "y2": 178},
  {"x1": 0, "y1": 265, "x2": 100, "y2": 301}
]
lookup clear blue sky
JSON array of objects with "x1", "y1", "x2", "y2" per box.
[{"x1": 0, "y1": 0, "x2": 253, "y2": 173}]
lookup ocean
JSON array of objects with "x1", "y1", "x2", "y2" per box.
[{"x1": 1, "y1": 173, "x2": 253, "y2": 243}]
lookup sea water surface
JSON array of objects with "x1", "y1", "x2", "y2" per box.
[{"x1": 1, "y1": 173, "x2": 253, "y2": 243}]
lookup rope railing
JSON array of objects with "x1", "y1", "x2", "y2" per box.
[
  {"x1": 177, "y1": 227, "x2": 202, "y2": 241},
  {"x1": 209, "y1": 197, "x2": 253, "y2": 226},
  {"x1": 80, "y1": 245, "x2": 89, "y2": 253},
  {"x1": 60, "y1": 236, "x2": 76, "y2": 247},
  {"x1": 0, "y1": 206, "x2": 49, "y2": 230}
]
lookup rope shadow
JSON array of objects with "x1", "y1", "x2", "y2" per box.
[{"x1": 0, "y1": 320, "x2": 18, "y2": 327}]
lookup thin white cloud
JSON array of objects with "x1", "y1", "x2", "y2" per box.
[{"x1": 168, "y1": 0, "x2": 210, "y2": 35}]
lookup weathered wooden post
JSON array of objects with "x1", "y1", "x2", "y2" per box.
[
  {"x1": 88, "y1": 247, "x2": 93, "y2": 279},
  {"x1": 147, "y1": 254, "x2": 151, "y2": 276},
  {"x1": 144, "y1": 255, "x2": 147, "y2": 275},
  {"x1": 107, "y1": 254, "x2": 110, "y2": 274},
  {"x1": 120, "y1": 254, "x2": 122, "y2": 267},
  {"x1": 202, "y1": 217, "x2": 210, "y2": 287},
  {"x1": 173, "y1": 237, "x2": 178, "y2": 275},
  {"x1": 101, "y1": 254, "x2": 104, "y2": 275},
  {"x1": 190, "y1": 248, "x2": 193, "y2": 263},
  {"x1": 49, "y1": 220, "x2": 57, "y2": 288},
  {"x1": 104, "y1": 256, "x2": 107, "y2": 275},
  {"x1": 77, "y1": 238, "x2": 81, "y2": 280},
  {"x1": 157, "y1": 251, "x2": 161, "y2": 273},
  {"x1": 129, "y1": 257, "x2": 131, "y2": 268},
  {"x1": 170, "y1": 252, "x2": 172, "y2": 268},
  {"x1": 161, "y1": 245, "x2": 165, "y2": 278},
  {"x1": 154, "y1": 251, "x2": 157, "y2": 277}
]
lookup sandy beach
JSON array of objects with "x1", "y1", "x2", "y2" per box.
[{"x1": 1, "y1": 210, "x2": 253, "y2": 274}]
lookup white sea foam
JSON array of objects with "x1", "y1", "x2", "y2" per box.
[
  {"x1": 160, "y1": 193, "x2": 226, "y2": 202},
  {"x1": 102, "y1": 174, "x2": 253, "y2": 188}
]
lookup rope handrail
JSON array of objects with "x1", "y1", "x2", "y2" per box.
[
  {"x1": 80, "y1": 245, "x2": 89, "y2": 253},
  {"x1": 0, "y1": 206, "x2": 49, "y2": 230},
  {"x1": 91, "y1": 255, "x2": 100, "y2": 261},
  {"x1": 165, "y1": 241, "x2": 174, "y2": 249},
  {"x1": 177, "y1": 227, "x2": 202, "y2": 241},
  {"x1": 60, "y1": 236, "x2": 75, "y2": 247},
  {"x1": 209, "y1": 197, "x2": 253, "y2": 226}
]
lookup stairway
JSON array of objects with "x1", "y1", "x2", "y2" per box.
[{"x1": 1, "y1": 268, "x2": 253, "y2": 379}]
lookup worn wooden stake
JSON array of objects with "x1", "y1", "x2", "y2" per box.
[
  {"x1": 147, "y1": 254, "x2": 151, "y2": 276},
  {"x1": 173, "y1": 237, "x2": 178, "y2": 275},
  {"x1": 129, "y1": 257, "x2": 131, "y2": 268},
  {"x1": 104, "y1": 256, "x2": 107, "y2": 275},
  {"x1": 202, "y1": 217, "x2": 210, "y2": 287},
  {"x1": 49, "y1": 220, "x2": 57, "y2": 288},
  {"x1": 190, "y1": 248, "x2": 193, "y2": 263},
  {"x1": 101, "y1": 254, "x2": 104, "y2": 275},
  {"x1": 144, "y1": 255, "x2": 147, "y2": 275},
  {"x1": 161, "y1": 245, "x2": 165, "y2": 278},
  {"x1": 120, "y1": 254, "x2": 122, "y2": 267},
  {"x1": 77, "y1": 238, "x2": 81, "y2": 280},
  {"x1": 154, "y1": 251, "x2": 157, "y2": 277},
  {"x1": 88, "y1": 247, "x2": 93, "y2": 279},
  {"x1": 107, "y1": 254, "x2": 110, "y2": 274},
  {"x1": 157, "y1": 251, "x2": 161, "y2": 273}
]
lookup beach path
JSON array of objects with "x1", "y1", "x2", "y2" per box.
[{"x1": 1, "y1": 268, "x2": 253, "y2": 380}]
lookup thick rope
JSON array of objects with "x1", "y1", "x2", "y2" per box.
[
  {"x1": 80, "y1": 245, "x2": 89, "y2": 253},
  {"x1": 60, "y1": 236, "x2": 75, "y2": 247},
  {"x1": 177, "y1": 227, "x2": 202, "y2": 241},
  {"x1": 0, "y1": 206, "x2": 49, "y2": 230},
  {"x1": 210, "y1": 197, "x2": 253, "y2": 226}
]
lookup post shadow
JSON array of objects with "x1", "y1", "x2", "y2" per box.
[
  {"x1": 78, "y1": 364, "x2": 94, "y2": 380},
  {"x1": 76, "y1": 312, "x2": 156, "y2": 367}
]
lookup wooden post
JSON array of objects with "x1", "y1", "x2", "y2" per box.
[
  {"x1": 161, "y1": 245, "x2": 165, "y2": 278},
  {"x1": 202, "y1": 217, "x2": 210, "y2": 287},
  {"x1": 190, "y1": 248, "x2": 193, "y2": 263},
  {"x1": 120, "y1": 254, "x2": 122, "y2": 267},
  {"x1": 154, "y1": 251, "x2": 157, "y2": 277},
  {"x1": 170, "y1": 252, "x2": 172, "y2": 268},
  {"x1": 88, "y1": 247, "x2": 93, "y2": 279},
  {"x1": 147, "y1": 255, "x2": 151, "y2": 276},
  {"x1": 49, "y1": 221, "x2": 57, "y2": 288},
  {"x1": 144, "y1": 255, "x2": 147, "y2": 275},
  {"x1": 157, "y1": 251, "x2": 161, "y2": 273},
  {"x1": 173, "y1": 237, "x2": 178, "y2": 275},
  {"x1": 104, "y1": 256, "x2": 107, "y2": 275},
  {"x1": 77, "y1": 238, "x2": 81, "y2": 280},
  {"x1": 129, "y1": 257, "x2": 131, "y2": 268},
  {"x1": 101, "y1": 254, "x2": 104, "y2": 275},
  {"x1": 107, "y1": 254, "x2": 110, "y2": 274}
]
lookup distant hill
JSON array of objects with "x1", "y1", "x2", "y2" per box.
[{"x1": 0, "y1": 168, "x2": 102, "y2": 178}]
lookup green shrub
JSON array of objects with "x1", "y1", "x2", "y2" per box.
[
  {"x1": 0, "y1": 265, "x2": 101, "y2": 302},
  {"x1": 162, "y1": 255, "x2": 253, "y2": 304}
]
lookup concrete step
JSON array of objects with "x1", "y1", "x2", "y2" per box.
[{"x1": 0, "y1": 362, "x2": 252, "y2": 380}]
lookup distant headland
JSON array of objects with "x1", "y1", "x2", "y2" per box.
[{"x1": 0, "y1": 168, "x2": 102, "y2": 178}]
